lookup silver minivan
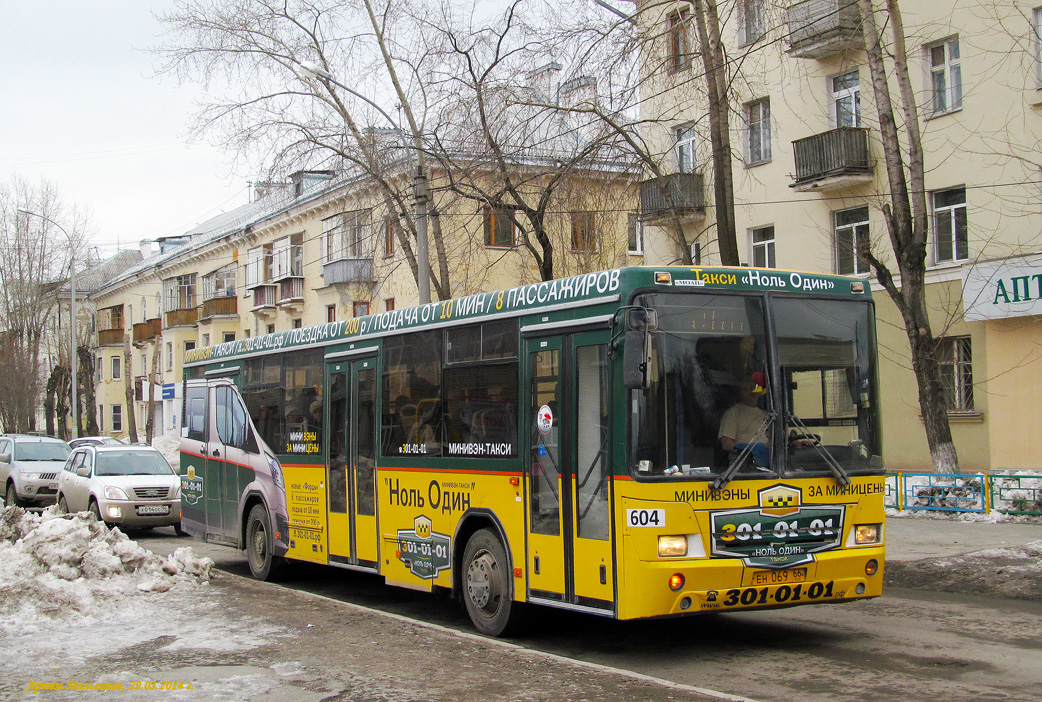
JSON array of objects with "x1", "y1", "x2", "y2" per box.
[{"x1": 57, "y1": 445, "x2": 184, "y2": 532}]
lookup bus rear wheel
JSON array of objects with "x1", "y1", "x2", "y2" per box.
[
  {"x1": 462, "y1": 528, "x2": 523, "y2": 637},
  {"x1": 245, "y1": 504, "x2": 285, "y2": 581}
]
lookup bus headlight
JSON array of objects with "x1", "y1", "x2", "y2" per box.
[
  {"x1": 658, "y1": 535, "x2": 687, "y2": 557},
  {"x1": 267, "y1": 454, "x2": 285, "y2": 489},
  {"x1": 855, "y1": 524, "x2": 881, "y2": 544}
]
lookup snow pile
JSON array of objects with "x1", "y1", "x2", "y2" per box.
[
  {"x1": 0, "y1": 505, "x2": 213, "y2": 636},
  {"x1": 152, "y1": 433, "x2": 182, "y2": 470}
]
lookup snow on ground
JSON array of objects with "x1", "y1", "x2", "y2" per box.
[{"x1": 152, "y1": 434, "x2": 181, "y2": 469}]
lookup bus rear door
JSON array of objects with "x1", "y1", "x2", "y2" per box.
[{"x1": 524, "y1": 330, "x2": 614, "y2": 613}]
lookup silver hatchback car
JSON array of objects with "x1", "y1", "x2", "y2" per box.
[
  {"x1": 0, "y1": 435, "x2": 72, "y2": 508},
  {"x1": 57, "y1": 445, "x2": 184, "y2": 533}
]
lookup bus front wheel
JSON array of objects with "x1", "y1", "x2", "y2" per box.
[
  {"x1": 462, "y1": 528, "x2": 523, "y2": 637},
  {"x1": 245, "y1": 504, "x2": 285, "y2": 581}
]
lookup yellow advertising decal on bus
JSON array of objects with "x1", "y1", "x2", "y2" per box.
[{"x1": 283, "y1": 465, "x2": 327, "y2": 564}]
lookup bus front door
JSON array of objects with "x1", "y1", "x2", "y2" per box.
[
  {"x1": 525, "y1": 331, "x2": 614, "y2": 612},
  {"x1": 325, "y1": 357, "x2": 379, "y2": 569}
]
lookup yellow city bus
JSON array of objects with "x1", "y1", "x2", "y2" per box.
[{"x1": 180, "y1": 265, "x2": 885, "y2": 635}]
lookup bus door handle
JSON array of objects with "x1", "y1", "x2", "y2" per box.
[{"x1": 212, "y1": 448, "x2": 221, "y2": 458}]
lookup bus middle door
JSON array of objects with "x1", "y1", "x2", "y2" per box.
[
  {"x1": 524, "y1": 331, "x2": 615, "y2": 613},
  {"x1": 325, "y1": 356, "x2": 379, "y2": 569}
]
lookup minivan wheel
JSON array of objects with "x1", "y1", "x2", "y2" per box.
[
  {"x1": 57, "y1": 495, "x2": 69, "y2": 513},
  {"x1": 88, "y1": 499, "x2": 103, "y2": 523},
  {"x1": 174, "y1": 521, "x2": 188, "y2": 537},
  {"x1": 245, "y1": 504, "x2": 285, "y2": 581}
]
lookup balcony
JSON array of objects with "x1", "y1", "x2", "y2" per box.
[
  {"x1": 640, "y1": 173, "x2": 705, "y2": 221},
  {"x1": 132, "y1": 318, "x2": 161, "y2": 346},
  {"x1": 790, "y1": 127, "x2": 873, "y2": 192},
  {"x1": 322, "y1": 258, "x2": 374, "y2": 285},
  {"x1": 165, "y1": 307, "x2": 199, "y2": 328},
  {"x1": 785, "y1": 0, "x2": 862, "y2": 59},
  {"x1": 200, "y1": 295, "x2": 238, "y2": 320},
  {"x1": 278, "y1": 278, "x2": 305, "y2": 309},
  {"x1": 271, "y1": 245, "x2": 303, "y2": 282},
  {"x1": 97, "y1": 329, "x2": 124, "y2": 347},
  {"x1": 251, "y1": 284, "x2": 279, "y2": 312}
]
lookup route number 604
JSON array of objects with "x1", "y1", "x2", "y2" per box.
[{"x1": 626, "y1": 508, "x2": 665, "y2": 527}]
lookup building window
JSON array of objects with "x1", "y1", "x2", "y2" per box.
[
  {"x1": 668, "y1": 9, "x2": 692, "y2": 72},
  {"x1": 292, "y1": 318, "x2": 303, "y2": 329},
  {"x1": 383, "y1": 217, "x2": 396, "y2": 257},
  {"x1": 675, "y1": 123, "x2": 697, "y2": 173},
  {"x1": 740, "y1": 0, "x2": 765, "y2": 45},
  {"x1": 751, "y1": 226, "x2": 775, "y2": 268},
  {"x1": 353, "y1": 301, "x2": 370, "y2": 318},
  {"x1": 831, "y1": 70, "x2": 861, "y2": 127},
  {"x1": 928, "y1": 37, "x2": 962, "y2": 115},
  {"x1": 933, "y1": 187, "x2": 967, "y2": 263},
  {"x1": 835, "y1": 206, "x2": 871, "y2": 275},
  {"x1": 483, "y1": 207, "x2": 516, "y2": 248},
  {"x1": 691, "y1": 241, "x2": 702, "y2": 264},
  {"x1": 166, "y1": 342, "x2": 173, "y2": 371},
  {"x1": 98, "y1": 405, "x2": 104, "y2": 432},
  {"x1": 385, "y1": 298, "x2": 396, "y2": 312},
  {"x1": 112, "y1": 405, "x2": 123, "y2": 433},
  {"x1": 163, "y1": 273, "x2": 197, "y2": 311},
  {"x1": 937, "y1": 336, "x2": 973, "y2": 412},
  {"x1": 627, "y1": 214, "x2": 643, "y2": 255},
  {"x1": 1034, "y1": 8, "x2": 1042, "y2": 86},
  {"x1": 570, "y1": 212, "x2": 597, "y2": 252},
  {"x1": 202, "y1": 333, "x2": 210, "y2": 347},
  {"x1": 202, "y1": 263, "x2": 236, "y2": 300},
  {"x1": 746, "y1": 98, "x2": 771, "y2": 165},
  {"x1": 266, "y1": 324, "x2": 275, "y2": 335},
  {"x1": 223, "y1": 331, "x2": 236, "y2": 343},
  {"x1": 326, "y1": 304, "x2": 337, "y2": 323},
  {"x1": 323, "y1": 210, "x2": 372, "y2": 262},
  {"x1": 111, "y1": 356, "x2": 121, "y2": 381},
  {"x1": 184, "y1": 341, "x2": 196, "y2": 363}
]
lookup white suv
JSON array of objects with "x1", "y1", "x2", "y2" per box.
[
  {"x1": 57, "y1": 445, "x2": 184, "y2": 533},
  {"x1": 0, "y1": 435, "x2": 71, "y2": 508}
]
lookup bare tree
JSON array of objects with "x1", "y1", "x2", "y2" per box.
[
  {"x1": 0, "y1": 178, "x2": 87, "y2": 435},
  {"x1": 123, "y1": 335, "x2": 138, "y2": 443},
  {"x1": 855, "y1": 0, "x2": 959, "y2": 472}
]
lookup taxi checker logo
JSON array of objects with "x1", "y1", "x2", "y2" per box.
[
  {"x1": 759, "y1": 484, "x2": 801, "y2": 517},
  {"x1": 414, "y1": 515, "x2": 432, "y2": 538}
]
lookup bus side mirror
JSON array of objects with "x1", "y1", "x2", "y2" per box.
[
  {"x1": 623, "y1": 330, "x2": 651, "y2": 390},
  {"x1": 626, "y1": 308, "x2": 658, "y2": 332}
]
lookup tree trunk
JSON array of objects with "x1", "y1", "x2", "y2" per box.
[
  {"x1": 123, "y1": 335, "x2": 138, "y2": 443},
  {"x1": 43, "y1": 365, "x2": 61, "y2": 438},
  {"x1": 692, "y1": 0, "x2": 739, "y2": 266},
  {"x1": 146, "y1": 336, "x2": 162, "y2": 444},
  {"x1": 78, "y1": 346, "x2": 99, "y2": 436}
]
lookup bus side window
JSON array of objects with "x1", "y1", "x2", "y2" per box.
[{"x1": 184, "y1": 386, "x2": 207, "y2": 441}]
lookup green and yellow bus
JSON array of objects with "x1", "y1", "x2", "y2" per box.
[{"x1": 180, "y1": 265, "x2": 886, "y2": 635}]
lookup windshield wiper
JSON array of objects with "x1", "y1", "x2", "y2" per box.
[
  {"x1": 789, "y1": 414, "x2": 850, "y2": 486},
  {"x1": 711, "y1": 412, "x2": 775, "y2": 491}
]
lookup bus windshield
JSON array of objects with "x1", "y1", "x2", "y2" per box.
[{"x1": 628, "y1": 292, "x2": 882, "y2": 480}]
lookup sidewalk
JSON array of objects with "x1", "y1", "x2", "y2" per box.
[{"x1": 885, "y1": 515, "x2": 1042, "y2": 561}]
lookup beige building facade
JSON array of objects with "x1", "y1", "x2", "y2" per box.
[
  {"x1": 89, "y1": 165, "x2": 638, "y2": 440},
  {"x1": 636, "y1": 0, "x2": 1042, "y2": 471}
]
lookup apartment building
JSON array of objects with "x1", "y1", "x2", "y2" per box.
[
  {"x1": 89, "y1": 160, "x2": 638, "y2": 439},
  {"x1": 636, "y1": 0, "x2": 1042, "y2": 470}
]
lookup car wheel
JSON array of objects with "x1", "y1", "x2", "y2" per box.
[
  {"x1": 174, "y1": 521, "x2": 188, "y2": 537},
  {"x1": 57, "y1": 495, "x2": 69, "y2": 513},
  {"x1": 88, "y1": 499, "x2": 104, "y2": 523},
  {"x1": 5, "y1": 482, "x2": 24, "y2": 508},
  {"x1": 462, "y1": 528, "x2": 525, "y2": 637},
  {"x1": 245, "y1": 503, "x2": 285, "y2": 581}
]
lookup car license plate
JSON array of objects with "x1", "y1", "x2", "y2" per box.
[
  {"x1": 137, "y1": 505, "x2": 170, "y2": 516},
  {"x1": 750, "y1": 568, "x2": 807, "y2": 586}
]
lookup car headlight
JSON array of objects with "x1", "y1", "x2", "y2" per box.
[
  {"x1": 267, "y1": 454, "x2": 285, "y2": 489},
  {"x1": 658, "y1": 535, "x2": 688, "y2": 557},
  {"x1": 104, "y1": 486, "x2": 130, "y2": 500},
  {"x1": 855, "y1": 524, "x2": 881, "y2": 544},
  {"x1": 19, "y1": 472, "x2": 41, "y2": 480}
]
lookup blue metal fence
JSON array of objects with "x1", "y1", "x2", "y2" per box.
[{"x1": 884, "y1": 472, "x2": 1042, "y2": 515}]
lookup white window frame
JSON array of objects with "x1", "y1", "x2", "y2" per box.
[
  {"x1": 668, "y1": 8, "x2": 692, "y2": 72},
  {"x1": 627, "y1": 213, "x2": 643, "y2": 256},
  {"x1": 835, "y1": 206, "x2": 871, "y2": 275},
  {"x1": 927, "y1": 37, "x2": 962, "y2": 115},
  {"x1": 674, "y1": 123, "x2": 697, "y2": 173},
  {"x1": 112, "y1": 405, "x2": 123, "y2": 433},
  {"x1": 751, "y1": 226, "x2": 776, "y2": 268},
  {"x1": 746, "y1": 98, "x2": 771, "y2": 165},
  {"x1": 165, "y1": 342, "x2": 173, "y2": 372},
  {"x1": 830, "y1": 70, "x2": 861, "y2": 128},
  {"x1": 111, "y1": 355, "x2": 121, "y2": 381},
  {"x1": 740, "y1": 0, "x2": 765, "y2": 46},
  {"x1": 933, "y1": 187, "x2": 968, "y2": 263}
]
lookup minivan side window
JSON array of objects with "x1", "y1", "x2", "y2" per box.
[{"x1": 216, "y1": 385, "x2": 255, "y2": 452}]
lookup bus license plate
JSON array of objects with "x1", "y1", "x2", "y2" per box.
[
  {"x1": 137, "y1": 505, "x2": 170, "y2": 516},
  {"x1": 750, "y1": 568, "x2": 806, "y2": 586}
]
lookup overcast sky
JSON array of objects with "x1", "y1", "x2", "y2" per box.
[{"x1": 1, "y1": 1, "x2": 252, "y2": 258}]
